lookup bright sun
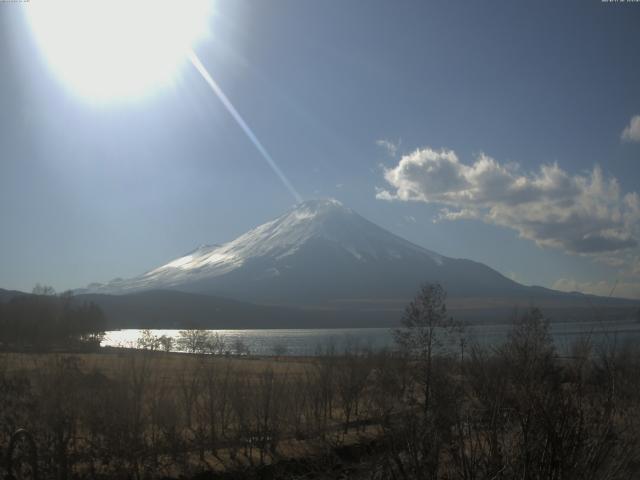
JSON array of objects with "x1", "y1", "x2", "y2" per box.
[{"x1": 26, "y1": 0, "x2": 212, "y2": 102}]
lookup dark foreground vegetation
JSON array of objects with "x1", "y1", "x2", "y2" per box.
[
  {"x1": 0, "y1": 284, "x2": 639, "y2": 479},
  {"x1": 0, "y1": 285, "x2": 106, "y2": 351}
]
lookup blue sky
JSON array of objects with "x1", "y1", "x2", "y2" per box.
[{"x1": 1, "y1": 0, "x2": 639, "y2": 298}]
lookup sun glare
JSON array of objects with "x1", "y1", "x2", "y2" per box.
[{"x1": 26, "y1": 0, "x2": 212, "y2": 102}]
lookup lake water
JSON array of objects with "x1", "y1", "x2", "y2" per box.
[{"x1": 103, "y1": 319, "x2": 640, "y2": 356}]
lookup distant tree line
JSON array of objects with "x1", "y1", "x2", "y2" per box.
[
  {"x1": 0, "y1": 285, "x2": 106, "y2": 350},
  {"x1": 137, "y1": 329, "x2": 251, "y2": 356}
]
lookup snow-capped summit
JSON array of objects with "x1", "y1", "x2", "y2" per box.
[{"x1": 83, "y1": 199, "x2": 534, "y2": 305}]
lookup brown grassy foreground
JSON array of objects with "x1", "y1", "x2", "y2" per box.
[
  {"x1": 2, "y1": 349, "x2": 312, "y2": 380},
  {"x1": 0, "y1": 347, "x2": 385, "y2": 479},
  {"x1": 2, "y1": 309, "x2": 640, "y2": 479}
]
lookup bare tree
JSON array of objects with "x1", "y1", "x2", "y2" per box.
[
  {"x1": 393, "y1": 283, "x2": 457, "y2": 414},
  {"x1": 32, "y1": 284, "x2": 56, "y2": 296},
  {"x1": 137, "y1": 329, "x2": 161, "y2": 351},
  {"x1": 203, "y1": 332, "x2": 225, "y2": 355},
  {"x1": 177, "y1": 330, "x2": 210, "y2": 353},
  {"x1": 158, "y1": 334, "x2": 174, "y2": 352}
]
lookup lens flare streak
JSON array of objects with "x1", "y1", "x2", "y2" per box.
[{"x1": 188, "y1": 50, "x2": 302, "y2": 203}]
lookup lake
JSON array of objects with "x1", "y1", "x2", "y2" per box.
[{"x1": 103, "y1": 318, "x2": 640, "y2": 356}]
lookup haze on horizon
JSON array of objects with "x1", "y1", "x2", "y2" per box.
[{"x1": 1, "y1": 0, "x2": 639, "y2": 300}]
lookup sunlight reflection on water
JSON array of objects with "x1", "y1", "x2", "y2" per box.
[{"x1": 102, "y1": 320, "x2": 640, "y2": 356}]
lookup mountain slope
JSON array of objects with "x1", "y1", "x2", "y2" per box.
[
  {"x1": 74, "y1": 290, "x2": 375, "y2": 329},
  {"x1": 75, "y1": 289, "x2": 639, "y2": 329},
  {"x1": 0, "y1": 288, "x2": 29, "y2": 303},
  {"x1": 81, "y1": 199, "x2": 515, "y2": 301},
  {"x1": 81, "y1": 199, "x2": 631, "y2": 311}
]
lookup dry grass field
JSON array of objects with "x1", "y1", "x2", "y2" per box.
[
  {"x1": 1, "y1": 349, "x2": 313, "y2": 381},
  {"x1": 2, "y1": 309, "x2": 640, "y2": 479},
  {"x1": 0, "y1": 347, "x2": 385, "y2": 479}
]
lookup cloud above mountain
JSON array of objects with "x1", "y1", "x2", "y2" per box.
[
  {"x1": 377, "y1": 147, "x2": 640, "y2": 256},
  {"x1": 621, "y1": 115, "x2": 640, "y2": 143},
  {"x1": 375, "y1": 139, "x2": 399, "y2": 157}
]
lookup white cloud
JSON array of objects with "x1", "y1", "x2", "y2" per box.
[
  {"x1": 553, "y1": 278, "x2": 640, "y2": 300},
  {"x1": 376, "y1": 139, "x2": 399, "y2": 157},
  {"x1": 621, "y1": 115, "x2": 640, "y2": 143},
  {"x1": 377, "y1": 147, "x2": 640, "y2": 255},
  {"x1": 595, "y1": 256, "x2": 627, "y2": 268}
]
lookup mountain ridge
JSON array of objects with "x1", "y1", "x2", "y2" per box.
[{"x1": 2, "y1": 286, "x2": 637, "y2": 330}]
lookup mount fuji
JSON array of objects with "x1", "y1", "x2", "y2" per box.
[
  {"x1": 78, "y1": 199, "x2": 637, "y2": 325},
  {"x1": 82, "y1": 199, "x2": 520, "y2": 301}
]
